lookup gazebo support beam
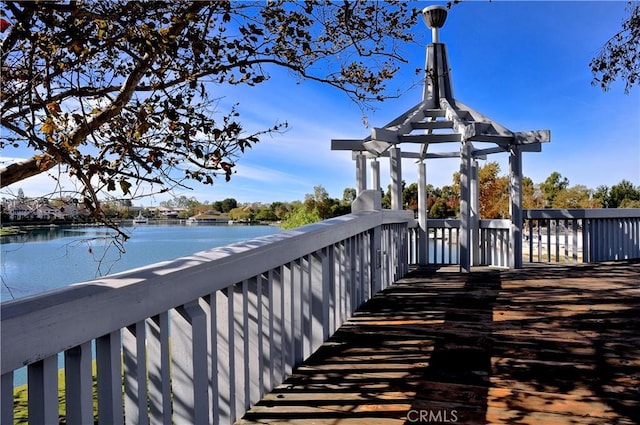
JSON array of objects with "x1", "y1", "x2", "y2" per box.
[
  {"x1": 509, "y1": 146, "x2": 523, "y2": 269},
  {"x1": 390, "y1": 147, "x2": 403, "y2": 210},
  {"x1": 370, "y1": 158, "x2": 381, "y2": 192},
  {"x1": 471, "y1": 159, "x2": 480, "y2": 266},
  {"x1": 354, "y1": 153, "x2": 367, "y2": 195},
  {"x1": 459, "y1": 141, "x2": 472, "y2": 272},
  {"x1": 418, "y1": 161, "x2": 429, "y2": 265}
]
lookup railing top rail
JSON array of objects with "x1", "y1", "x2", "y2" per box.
[
  {"x1": 524, "y1": 208, "x2": 640, "y2": 220},
  {"x1": 1, "y1": 211, "x2": 412, "y2": 374}
]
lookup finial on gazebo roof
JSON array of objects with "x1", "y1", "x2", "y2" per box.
[{"x1": 422, "y1": 5, "x2": 448, "y2": 44}]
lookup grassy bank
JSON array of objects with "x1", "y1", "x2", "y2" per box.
[{"x1": 12, "y1": 365, "x2": 98, "y2": 425}]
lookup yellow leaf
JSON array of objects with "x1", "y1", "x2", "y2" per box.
[
  {"x1": 41, "y1": 118, "x2": 57, "y2": 135},
  {"x1": 46, "y1": 102, "x2": 61, "y2": 114}
]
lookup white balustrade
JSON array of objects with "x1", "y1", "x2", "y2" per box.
[
  {"x1": 1, "y1": 210, "x2": 412, "y2": 425},
  {"x1": 4, "y1": 208, "x2": 638, "y2": 424},
  {"x1": 524, "y1": 209, "x2": 640, "y2": 263},
  {"x1": 410, "y1": 209, "x2": 640, "y2": 267}
]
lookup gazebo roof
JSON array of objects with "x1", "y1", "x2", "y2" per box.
[{"x1": 332, "y1": 5, "x2": 550, "y2": 161}]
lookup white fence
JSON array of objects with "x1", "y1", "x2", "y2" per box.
[
  {"x1": 524, "y1": 208, "x2": 640, "y2": 263},
  {"x1": 409, "y1": 218, "x2": 510, "y2": 267},
  {"x1": 1, "y1": 210, "x2": 412, "y2": 425},
  {"x1": 408, "y1": 209, "x2": 640, "y2": 267}
]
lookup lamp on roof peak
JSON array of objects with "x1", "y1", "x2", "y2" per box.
[{"x1": 422, "y1": 5, "x2": 448, "y2": 44}]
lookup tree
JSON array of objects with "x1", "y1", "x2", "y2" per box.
[
  {"x1": 403, "y1": 182, "x2": 419, "y2": 212},
  {"x1": 254, "y1": 206, "x2": 277, "y2": 222},
  {"x1": 0, "y1": 1, "x2": 415, "y2": 226},
  {"x1": 522, "y1": 177, "x2": 544, "y2": 209},
  {"x1": 429, "y1": 198, "x2": 448, "y2": 218},
  {"x1": 552, "y1": 185, "x2": 601, "y2": 209},
  {"x1": 540, "y1": 172, "x2": 569, "y2": 207},
  {"x1": 342, "y1": 188, "x2": 357, "y2": 204},
  {"x1": 593, "y1": 185, "x2": 611, "y2": 207},
  {"x1": 609, "y1": 179, "x2": 640, "y2": 208},
  {"x1": 590, "y1": 2, "x2": 640, "y2": 93},
  {"x1": 280, "y1": 207, "x2": 322, "y2": 230},
  {"x1": 305, "y1": 185, "x2": 332, "y2": 220},
  {"x1": 476, "y1": 162, "x2": 509, "y2": 219},
  {"x1": 220, "y1": 198, "x2": 238, "y2": 213},
  {"x1": 228, "y1": 206, "x2": 253, "y2": 222}
]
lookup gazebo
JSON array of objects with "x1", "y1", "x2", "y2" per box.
[{"x1": 332, "y1": 5, "x2": 550, "y2": 272}]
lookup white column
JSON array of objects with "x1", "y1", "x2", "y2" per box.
[
  {"x1": 470, "y1": 159, "x2": 480, "y2": 266},
  {"x1": 418, "y1": 161, "x2": 428, "y2": 265},
  {"x1": 355, "y1": 153, "x2": 367, "y2": 195},
  {"x1": 459, "y1": 141, "x2": 472, "y2": 272},
  {"x1": 370, "y1": 158, "x2": 380, "y2": 192},
  {"x1": 509, "y1": 146, "x2": 523, "y2": 268},
  {"x1": 390, "y1": 147, "x2": 403, "y2": 210}
]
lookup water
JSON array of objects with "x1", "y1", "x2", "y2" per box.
[
  {"x1": 1, "y1": 223, "x2": 282, "y2": 301},
  {"x1": 2, "y1": 223, "x2": 282, "y2": 387}
]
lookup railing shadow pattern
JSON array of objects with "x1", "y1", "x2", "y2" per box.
[{"x1": 240, "y1": 260, "x2": 640, "y2": 424}]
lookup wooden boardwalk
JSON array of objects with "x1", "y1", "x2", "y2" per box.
[{"x1": 238, "y1": 260, "x2": 640, "y2": 425}]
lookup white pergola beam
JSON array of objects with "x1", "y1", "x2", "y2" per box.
[
  {"x1": 400, "y1": 134, "x2": 462, "y2": 143},
  {"x1": 515, "y1": 130, "x2": 551, "y2": 144}
]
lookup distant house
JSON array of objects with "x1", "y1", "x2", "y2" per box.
[
  {"x1": 6, "y1": 202, "x2": 35, "y2": 220},
  {"x1": 155, "y1": 206, "x2": 187, "y2": 219},
  {"x1": 2, "y1": 198, "x2": 90, "y2": 221},
  {"x1": 187, "y1": 212, "x2": 230, "y2": 224},
  {"x1": 33, "y1": 202, "x2": 64, "y2": 220}
]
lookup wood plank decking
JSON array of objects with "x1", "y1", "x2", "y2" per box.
[{"x1": 238, "y1": 260, "x2": 640, "y2": 425}]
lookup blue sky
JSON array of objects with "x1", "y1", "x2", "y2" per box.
[{"x1": 2, "y1": 1, "x2": 639, "y2": 205}]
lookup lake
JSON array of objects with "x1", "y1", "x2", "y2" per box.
[{"x1": 1, "y1": 223, "x2": 282, "y2": 301}]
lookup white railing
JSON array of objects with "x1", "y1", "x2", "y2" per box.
[
  {"x1": 408, "y1": 209, "x2": 640, "y2": 267},
  {"x1": 524, "y1": 208, "x2": 640, "y2": 263},
  {"x1": 1, "y1": 210, "x2": 412, "y2": 425},
  {"x1": 479, "y1": 219, "x2": 510, "y2": 267},
  {"x1": 409, "y1": 218, "x2": 510, "y2": 267}
]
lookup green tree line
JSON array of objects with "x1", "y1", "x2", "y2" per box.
[
  {"x1": 103, "y1": 162, "x2": 638, "y2": 227},
  {"x1": 396, "y1": 162, "x2": 640, "y2": 219}
]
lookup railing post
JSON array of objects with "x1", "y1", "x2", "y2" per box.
[
  {"x1": 173, "y1": 300, "x2": 209, "y2": 425},
  {"x1": 148, "y1": 313, "x2": 171, "y2": 425},
  {"x1": 65, "y1": 342, "x2": 94, "y2": 425},
  {"x1": 124, "y1": 321, "x2": 149, "y2": 425},
  {"x1": 27, "y1": 356, "x2": 58, "y2": 425},
  {"x1": 1, "y1": 373, "x2": 13, "y2": 424},
  {"x1": 96, "y1": 331, "x2": 123, "y2": 425},
  {"x1": 371, "y1": 226, "x2": 382, "y2": 293}
]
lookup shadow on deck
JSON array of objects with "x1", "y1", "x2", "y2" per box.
[{"x1": 238, "y1": 260, "x2": 640, "y2": 425}]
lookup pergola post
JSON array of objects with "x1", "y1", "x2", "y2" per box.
[
  {"x1": 470, "y1": 159, "x2": 480, "y2": 266},
  {"x1": 417, "y1": 161, "x2": 429, "y2": 265},
  {"x1": 509, "y1": 146, "x2": 523, "y2": 268},
  {"x1": 459, "y1": 141, "x2": 472, "y2": 272},
  {"x1": 355, "y1": 152, "x2": 367, "y2": 196},
  {"x1": 390, "y1": 147, "x2": 403, "y2": 210},
  {"x1": 370, "y1": 158, "x2": 381, "y2": 192}
]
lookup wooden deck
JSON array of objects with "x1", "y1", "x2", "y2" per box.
[{"x1": 238, "y1": 260, "x2": 640, "y2": 425}]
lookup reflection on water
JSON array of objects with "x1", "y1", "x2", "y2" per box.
[{"x1": 1, "y1": 226, "x2": 116, "y2": 245}]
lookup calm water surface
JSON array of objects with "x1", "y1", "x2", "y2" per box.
[{"x1": 1, "y1": 223, "x2": 281, "y2": 301}]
